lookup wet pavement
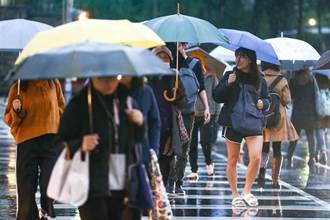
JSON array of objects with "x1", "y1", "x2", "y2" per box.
[{"x1": 0, "y1": 97, "x2": 330, "y2": 219}]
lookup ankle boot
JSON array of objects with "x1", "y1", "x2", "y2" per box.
[
  {"x1": 258, "y1": 167, "x2": 266, "y2": 188},
  {"x1": 272, "y1": 157, "x2": 283, "y2": 189}
]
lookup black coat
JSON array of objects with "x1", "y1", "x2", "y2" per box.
[
  {"x1": 57, "y1": 85, "x2": 144, "y2": 198},
  {"x1": 213, "y1": 70, "x2": 270, "y2": 127},
  {"x1": 290, "y1": 75, "x2": 318, "y2": 130}
]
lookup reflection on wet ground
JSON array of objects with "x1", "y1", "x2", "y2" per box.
[{"x1": 0, "y1": 98, "x2": 330, "y2": 219}]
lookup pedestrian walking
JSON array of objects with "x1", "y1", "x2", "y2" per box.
[
  {"x1": 315, "y1": 73, "x2": 330, "y2": 165},
  {"x1": 258, "y1": 61, "x2": 298, "y2": 188},
  {"x1": 120, "y1": 76, "x2": 161, "y2": 165},
  {"x1": 166, "y1": 42, "x2": 210, "y2": 195},
  {"x1": 150, "y1": 46, "x2": 176, "y2": 186},
  {"x1": 187, "y1": 64, "x2": 221, "y2": 179},
  {"x1": 3, "y1": 80, "x2": 65, "y2": 220},
  {"x1": 213, "y1": 47, "x2": 270, "y2": 207},
  {"x1": 57, "y1": 77, "x2": 144, "y2": 220},
  {"x1": 287, "y1": 69, "x2": 319, "y2": 168}
]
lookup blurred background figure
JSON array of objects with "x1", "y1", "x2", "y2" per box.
[
  {"x1": 287, "y1": 69, "x2": 319, "y2": 169},
  {"x1": 258, "y1": 61, "x2": 298, "y2": 189}
]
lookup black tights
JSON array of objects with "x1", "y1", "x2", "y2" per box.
[{"x1": 263, "y1": 142, "x2": 282, "y2": 157}]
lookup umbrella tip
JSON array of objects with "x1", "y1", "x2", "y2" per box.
[{"x1": 177, "y1": 2, "x2": 180, "y2": 14}]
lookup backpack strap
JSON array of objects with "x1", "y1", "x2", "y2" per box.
[
  {"x1": 269, "y1": 75, "x2": 284, "y2": 90},
  {"x1": 188, "y1": 58, "x2": 199, "y2": 70}
]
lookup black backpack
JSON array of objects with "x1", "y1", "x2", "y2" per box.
[{"x1": 265, "y1": 76, "x2": 283, "y2": 128}]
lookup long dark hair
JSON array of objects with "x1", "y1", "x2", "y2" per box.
[{"x1": 19, "y1": 80, "x2": 54, "y2": 92}]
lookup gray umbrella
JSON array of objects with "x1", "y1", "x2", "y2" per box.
[
  {"x1": 12, "y1": 42, "x2": 174, "y2": 80},
  {"x1": 314, "y1": 50, "x2": 330, "y2": 70}
]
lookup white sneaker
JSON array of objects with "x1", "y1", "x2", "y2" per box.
[
  {"x1": 206, "y1": 164, "x2": 214, "y2": 176},
  {"x1": 186, "y1": 172, "x2": 199, "y2": 180}
]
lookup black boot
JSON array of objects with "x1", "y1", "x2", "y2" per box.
[
  {"x1": 258, "y1": 167, "x2": 266, "y2": 188},
  {"x1": 272, "y1": 157, "x2": 283, "y2": 189},
  {"x1": 286, "y1": 142, "x2": 296, "y2": 169},
  {"x1": 319, "y1": 151, "x2": 328, "y2": 165}
]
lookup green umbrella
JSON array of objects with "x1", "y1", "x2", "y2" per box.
[
  {"x1": 144, "y1": 4, "x2": 229, "y2": 101},
  {"x1": 143, "y1": 7, "x2": 229, "y2": 44}
]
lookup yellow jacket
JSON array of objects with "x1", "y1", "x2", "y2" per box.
[{"x1": 3, "y1": 80, "x2": 65, "y2": 144}]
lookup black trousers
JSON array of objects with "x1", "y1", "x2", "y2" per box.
[
  {"x1": 16, "y1": 134, "x2": 58, "y2": 220},
  {"x1": 288, "y1": 128, "x2": 316, "y2": 159},
  {"x1": 79, "y1": 192, "x2": 141, "y2": 220},
  {"x1": 158, "y1": 130, "x2": 174, "y2": 186},
  {"x1": 189, "y1": 115, "x2": 217, "y2": 172}
]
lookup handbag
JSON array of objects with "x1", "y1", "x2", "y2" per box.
[
  {"x1": 231, "y1": 82, "x2": 265, "y2": 135},
  {"x1": 149, "y1": 149, "x2": 173, "y2": 220},
  {"x1": 127, "y1": 144, "x2": 154, "y2": 211},
  {"x1": 47, "y1": 144, "x2": 89, "y2": 207}
]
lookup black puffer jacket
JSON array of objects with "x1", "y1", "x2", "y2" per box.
[
  {"x1": 213, "y1": 70, "x2": 270, "y2": 127},
  {"x1": 57, "y1": 85, "x2": 144, "y2": 198}
]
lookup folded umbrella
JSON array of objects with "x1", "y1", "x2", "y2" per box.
[{"x1": 12, "y1": 42, "x2": 174, "y2": 80}]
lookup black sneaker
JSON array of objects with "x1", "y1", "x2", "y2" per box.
[{"x1": 175, "y1": 185, "x2": 186, "y2": 195}]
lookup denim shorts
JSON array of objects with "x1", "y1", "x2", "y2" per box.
[{"x1": 222, "y1": 126, "x2": 262, "y2": 144}]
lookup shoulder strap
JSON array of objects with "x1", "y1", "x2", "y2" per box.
[
  {"x1": 188, "y1": 58, "x2": 199, "y2": 70},
  {"x1": 269, "y1": 75, "x2": 284, "y2": 90}
]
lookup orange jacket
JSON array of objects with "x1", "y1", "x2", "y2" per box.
[{"x1": 3, "y1": 80, "x2": 65, "y2": 144}]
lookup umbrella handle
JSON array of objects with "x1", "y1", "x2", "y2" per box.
[{"x1": 163, "y1": 88, "x2": 177, "y2": 102}]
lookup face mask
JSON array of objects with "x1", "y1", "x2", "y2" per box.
[{"x1": 165, "y1": 62, "x2": 171, "y2": 68}]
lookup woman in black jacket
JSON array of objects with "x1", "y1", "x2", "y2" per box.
[
  {"x1": 213, "y1": 47, "x2": 270, "y2": 208},
  {"x1": 57, "y1": 76, "x2": 144, "y2": 220}
]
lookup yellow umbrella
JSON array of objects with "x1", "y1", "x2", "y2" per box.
[{"x1": 16, "y1": 19, "x2": 164, "y2": 64}]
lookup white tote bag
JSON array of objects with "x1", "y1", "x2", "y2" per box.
[{"x1": 47, "y1": 146, "x2": 89, "y2": 207}]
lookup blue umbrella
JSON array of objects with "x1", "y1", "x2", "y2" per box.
[
  {"x1": 313, "y1": 70, "x2": 330, "y2": 80},
  {"x1": 218, "y1": 29, "x2": 280, "y2": 65},
  {"x1": 0, "y1": 19, "x2": 52, "y2": 51}
]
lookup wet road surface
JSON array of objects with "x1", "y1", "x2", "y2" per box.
[{"x1": 0, "y1": 97, "x2": 330, "y2": 219}]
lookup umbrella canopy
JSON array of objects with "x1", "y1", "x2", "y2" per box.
[
  {"x1": 265, "y1": 37, "x2": 320, "y2": 70},
  {"x1": 313, "y1": 70, "x2": 330, "y2": 80},
  {"x1": 16, "y1": 19, "x2": 164, "y2": 64},
  {"x1": 143, "y1": 14, "x2": 229, "y2": 44},
  {"x1": 218, "y1": 29, "x2": 280, "y2": 65},
  {"x1": 210, "y1": 46, "x2": 236, "y2": 63},
  {"x1": 11, "y1": 42, "x2": 174, "y2": 80},
  {"x1": 185, "y1": 47, "x2": 227, "y2": 78},
  {"x1": 313, "y1": 50, "x2": 330, "y2": 70},
  {"x1": 0, "y1": 19, "x2": 53, "y2": 52}
]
